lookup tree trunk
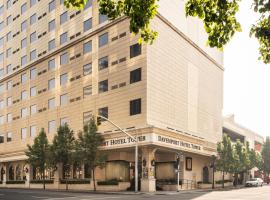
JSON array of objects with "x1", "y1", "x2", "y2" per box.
[
  {"x1": 235, "y1": 173, "x2": 238, "y2": 187},
  {"x1": 42, "y1": 168, "x2": 45, "y2": 190},
  {"x1": 93, "y1": 168, "x2": 96, "y2": 191},
  {"x1": 222, "y1": 171, "x2": 225, "y2": 188}
]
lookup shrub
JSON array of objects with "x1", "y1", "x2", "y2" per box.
[
  {"x1": 6, "y1": 180, "x2": 25, "y2": 184},
  {"x1": 60, "y1": 179, "x2": 91, "y2": 184},
  {"x1": 97, "y1": 179, "x2": 120, "y2": 185},
  {"x1": 30, "y1": 180, "x2": 54, "y2": 184}
]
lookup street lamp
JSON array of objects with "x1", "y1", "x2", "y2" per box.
[
  {"x1": 97, "y1": 115, "x2": 139, "y2": 193},
  {"x1": 210, "y1": 155, "x2": 217, "y2": 189}
]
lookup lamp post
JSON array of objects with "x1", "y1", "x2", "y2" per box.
[
  {"x1": 97, "y1": 115, "x2": 139, "y2": 193},
  {"x1": 210, "y1": 155, "x2": 217, "y2": 189}
]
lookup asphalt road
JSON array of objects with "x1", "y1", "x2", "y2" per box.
[{"x1": 0, "y1": 185, "x2": 270, "y2": 200}]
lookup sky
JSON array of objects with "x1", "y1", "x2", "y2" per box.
[{"x1": 223, "y1": 0, "x2": 270, "y2": 138}]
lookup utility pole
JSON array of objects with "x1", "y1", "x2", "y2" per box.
[{"x1": 97, "y1": 115, "x2": 139, "y2": 193}]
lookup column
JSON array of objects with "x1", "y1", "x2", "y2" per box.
[
  {"x1": 2, "y1": 163, "x2": 7, "y2": 186},
  {"x1": 140, "y1": 147, "x2": 156, "y2": 192}
]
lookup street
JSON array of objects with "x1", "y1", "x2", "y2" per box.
[{"x1": 0, "y1": 185, "x2": 270, "y2": 200}]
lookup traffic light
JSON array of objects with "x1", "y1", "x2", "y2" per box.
[{"x1": 97, "y1": 116, "x2": 102, "y2": 126}]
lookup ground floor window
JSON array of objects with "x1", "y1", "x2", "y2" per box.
[
  {"x1": 105, "y1": 161, "x2": 130, "y2": 182},
  {"x1": 33, "y1": 167, "x2": 54, "y2": 180}
]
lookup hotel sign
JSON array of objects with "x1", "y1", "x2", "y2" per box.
[{"x1": 102, "y1": 133, "x2": 202, "y2": 152}]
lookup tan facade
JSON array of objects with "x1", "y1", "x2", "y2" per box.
[{"x1": 0, "y1": 0, "x2": 224, "y2": 191}]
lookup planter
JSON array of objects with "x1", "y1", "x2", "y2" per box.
[
  {"x1": 60, "y1": 179, "x2": 91, "y2": 184},
  {"x1": 6, "y1": 180, "x2": 25, "y2": 184},
  {"x1": 30, "y1": 180, "x2": 54, "y2": 184}
]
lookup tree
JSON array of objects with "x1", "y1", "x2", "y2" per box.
[
  {"x1": 261, "y1": 137, "x2": 270, "y2": 184},
  {"x1": 75, "y1": 117, "x2": 106, "y2": 191},
  {"x1": 25, "y1": 128, "x2": 50, "y2": 190},
  {"x1": 232, "y1": 140, "x2": 250, "y2": 186},
  {"x1": 50, "y1": 124, "x2": 76, "y2": 189},
  {"x1": 216, "y1": 134, "x2": 235, "y2": 188},
  {"x1": 64, "y1": 0, "x2": 270, "y2": 64}
]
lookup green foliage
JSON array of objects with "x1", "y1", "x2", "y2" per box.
[
  {"x1": 216, "y1": 135, "x2": 235, "y2": 174},
  {"x1": 261, "y1": 137, "x2": 270, "y2": 175},
  {"x1": 233, "y1": 140, "x2": 250, "y2": 174},
  {"x1": 75, "y1": 117, "x2": 107, "y2": 191},
  {"x1": 185, "y1": 0, "x2": 242, "y2": 50},
  {"x1": 50, "y1": 123, "x2": 76, "y2": 178},
  {"x1": 25, "y1": 128, "x2": 50, "y2": 189}
]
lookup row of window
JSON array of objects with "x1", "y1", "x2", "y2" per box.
[
  {"x1": 0, "y1": 43, "x2": 141, "y2": 96},
  {"x1": 0, "y1": 68, "x2": 142, "y2": 115},
  {"x1": 0, "y1": 97, "x2": 142, "y2": 143}
]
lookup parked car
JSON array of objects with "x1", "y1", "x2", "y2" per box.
[{"x1": 245, "y1": 178, "x2": 264, "y2": 187}]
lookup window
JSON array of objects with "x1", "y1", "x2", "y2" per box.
[
  {"x1": 0, "y1": 134, "x2": 4, "y2": 143},
  {"x1": 48, "y1": 59, "x2": 55, "y2": 70},
  {"x1": 130, "y1": 99, "x2": 141, "y2": 115},
  {"x1": 83, "y1": 85, "x2": 92, "y2": 98},
  {"x1": 83, "y1": 63, "x2": 92, "y2": 75},
  {"x1": 60, "y1": 32, "x2": 68, "y2": 45},
  {"x1": 6, "y1": 97, "x2": 12, "y2": 107},
  {"x1": 48, "y1": 19, "x2": 55, "y2": 32},
  {"x1": 99, "y1": 80, "x2": 108, "y2": 93},
  {"x1": 130, "y1": 68, "x2": 141, "y2": 84},
  {"x1": 21, "y1": 73, "x2": 27, "y2": 84},
  {"x1": 21, "y1": 3, "x2": 27, "y2": 15},
  {"x1": 30, "y1": 125, "x2": 37, "y2": 137},
  {"x1": 84, "y1": 0, "x2": 92, "y2": 9},
  {"x1": 60, "y1": 73, "x2": 68, "y2": 86},
  {"x1": 99, "y1": 13, "x2": 108, "y2": 24},
  {"x1": 0, "y1": 21, "x2": 4, "y2": 31},
  {"x1": 6, "y1": 31, "x2": 12, "y2": 41},
  {"x1": 21, "y1": 55, "x2": 27, "y2": 66},
  {"x1": 99, "y1": 33, "x2": 108, "y2": 47},
  {"x1": 7, "y1": 132, "x2": 12, "y2": 142},
  {"x1": 6, "y1": 15, "x2": 12, "y2": 25},
  {"x1": 21, "y1": 38, "x2": 27, "y2": 49},
  {"x1": 30, "y1": 32, "x2": 37, "y2": 43},
  {"x1": 30, "y1": 14, "x2": 37, "y2": 25},
  {"x1": 21, "y1": 20, "x2": 27, "y2": 32},
  {"x1": 30, "y1": 68, "x2": 37, "y2": 79},
  {"x1": 60, "y1": 94, "x2": 68, "y2": 106},
  {"x1": 6, "y1": 48, "x2": 11, "y2": 58},
  {"x1": 30, "y1": 50, "x2": 37, "y2": 61},
  {"x1": 48, "y1": 120, "x2": 56, "y2": 133},
  {"x1": 48, "y1": 39, "x2": 56, "y2": 51},
  {"x1": 130, "y1": 43, "x2": 142, "y2": 58},
  {"x1": 0, "y1": 53, "x2": 3, "y2": 62},
  {"x1": 21, "y1": 128, "x2": 27, "y2": 139},
  {"x1": 0, "y1": 5, "x2": 4, "y2": 15},
  {"x1": 6, "y1": 64, "x2": 12, "y2": 74},
  {"x1": 7, "y1": 113, "x2": 12, "y2": 123},
  {"x1": 49, "y1": 0, "x2": 56, "y2": 12},
  {"x1": 0, "y1": 37, "x2": 3, "y2": 47},
  {"x1": 98, "y1": 107, "x2": 108, "y2": 121},
  {"x1": 83, "y1": 111, "x2": 92, "y2": 124},
  {"x1": 60, "y1": 118, "x2": 68, "y2": 126},
  {"x1": 21, "y1": 107, "x2": 28, "y2": 118},
  {"x1": 21, "y1": 90, "x2": 28, "y2": 100},
  {"x1": 7, "y1": 0, "x2": 11, "y2": 9},
  {"x1": 30, "y1": 86, "x2": 37, "y2": 97},
  {"x1": 48, "y1": 98, "x2": 55, "y2": 109},
  {"x1": 30, "y1": 104, "x2": 37, "y2": 115},
  {"x1": 0, "y1": 100, "x2": 4, "y2": 109},
  {"x1": 0, "y1": 68, "x2": 4, "y2": 79},
  {"x1": 0, "y1": 115, "x2": 5, "y2": 125},
  {"x1": 83, "y1": 41, "x2": 92, "y2": 54},
  {"x1": 48, "y1": 78, "x2": 55, "y2": 90},
  {"x1": 30, "y1": 0, "x2": 37, "y2": 7},
  {"x1": 60, "y1": 11, "x2": 68, "y2": 25},
  {"x1": 60, "y1": 53, "x2": 68, "y2": 65},
  {"x1": 98, "y1": 56, "x2": 108, "y2": 70},
  {"x1": 84, "y1": 18, "x2": 92, "y2": 32},
  {"x1": 6, "y1": 80, "x2": 12, "y2": 90},
  {"x1": 0, "y1": 84, "x2": 4, "y2": 94}
]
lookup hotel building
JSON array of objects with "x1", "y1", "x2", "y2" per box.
[{"x1": 0, "y1": 0, "x2": 224, "y2": 191}]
